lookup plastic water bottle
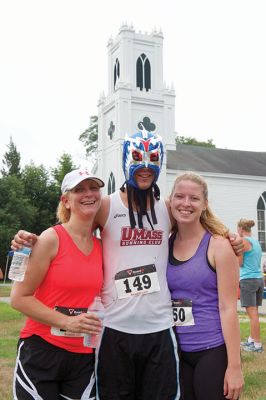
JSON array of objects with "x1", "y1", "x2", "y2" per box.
[
  {"x1": 83, "y1": 296, "x2": 105, "y2": 348},
  {"x1": 8, "y1": 247, "x2": 32, "y2": 282}
]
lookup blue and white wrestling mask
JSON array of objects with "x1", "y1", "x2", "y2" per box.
[{"x1": 122, "y1": 131, "x2": 164, "y2": 189}]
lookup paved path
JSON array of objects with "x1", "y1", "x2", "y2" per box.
[{"x1": 0, "y1": 297, "x2": 10, "y2": 303}]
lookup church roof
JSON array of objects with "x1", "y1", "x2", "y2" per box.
[{"x1": 167, "y1": 145, "x2": 266, "y2": 177}]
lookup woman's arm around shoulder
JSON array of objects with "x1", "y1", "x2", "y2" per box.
[
  {"x1": 93, "y1": 195, "x2": 110, "y2": 231},
  {"x1": 164, "y1": 198, "x2": 175, "y2": 228},
  {"x1": 228, "y1": 233, "x2": 244, "y2": 256}
]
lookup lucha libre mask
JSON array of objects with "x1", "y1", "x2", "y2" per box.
[{"x1": 122, "y1": 130, "x2": 164, "y2": 189}]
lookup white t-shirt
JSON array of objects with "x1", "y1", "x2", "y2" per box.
[{"x1": 100, "y1": 191, "x2": 173, "y2": 334}]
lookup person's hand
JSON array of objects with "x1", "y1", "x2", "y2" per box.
[
  {"x1": 224, "y1": 366, "x2": 244, "y2": 399},
  {"x1": 11, "y1": 230, "x2": 38, "y2": 251},
  {"x1": 64, "y1": 312, "x2": 103, "y2": 335},
  {"x1": 228, "y1": 233, "x2": 243, "y2": 256}
]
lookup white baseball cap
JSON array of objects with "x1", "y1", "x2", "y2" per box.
[{"x1": 61, "y1": 169, "x2": 105, "y2": 193}]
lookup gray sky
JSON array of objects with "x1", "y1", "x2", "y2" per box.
[{"x1": 1, "y1": 0, "x2": 266, "y2": 170}]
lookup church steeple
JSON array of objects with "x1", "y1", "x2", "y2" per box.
[{"x1": 96, "y1": 24, "x2": 176, "y2": 196}]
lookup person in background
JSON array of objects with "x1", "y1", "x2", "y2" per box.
[
  {"x1": 167, "y1": 172, "x2": 244, "y2": 400},
  {"x1": 10, "y1": 169, "x2": 104, "y2": 399},
  {"x1": 237, "y1": 218, "x2": 264, "y2": 353},
  {"x1": 11, "y1": 131, "x2": 244, "y2": 400}
]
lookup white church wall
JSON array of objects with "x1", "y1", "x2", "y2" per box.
[
  {"x1": 166, "y1": 170, "x2": 266, "y2": 239},
  {"x1": 206, "y1": 175, "x2": 264, "y2": 234}
]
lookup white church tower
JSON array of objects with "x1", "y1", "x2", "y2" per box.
[{"x1": 97, "y1": 24, "x2": 176, "y2": 196}]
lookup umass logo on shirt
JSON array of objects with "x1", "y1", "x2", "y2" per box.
[{"x1": 120, "y1": 226, "x2": 163, "y2": 246}]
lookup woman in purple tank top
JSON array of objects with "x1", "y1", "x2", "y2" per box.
[{"x1": 167, "y1": 172, "x2": 244, "y2": 400}]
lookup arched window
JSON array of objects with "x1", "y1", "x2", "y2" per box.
[
  {"x1": 108, "y1": 172, "x2": 115, "y2": 195},
  {"x1": 136, "y1": 53, "x2": 151, "y2": 91},
  {"x1": 257, "y1": 192, "x2": 266, "y2": 251},
  {"x1": 114, "y1": 58, "x2": 120, "y2": 90}
]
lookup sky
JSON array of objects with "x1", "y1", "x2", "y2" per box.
[{"x1": 1, "y1": 0, "x2": 266, "y2": 170}]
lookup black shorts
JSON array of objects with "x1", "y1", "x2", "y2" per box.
[
  {"x1": 179, "y1": 344, "x2": 228, "y2": 400},
  {"x1": 13, "y1": 335, "x2": 96, "y2": 399},
  {"x1": 96, "y1": 327, "x2": 179, "y2": 400}
]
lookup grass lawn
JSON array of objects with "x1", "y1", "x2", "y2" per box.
[
  {"x1": 0, "y1": 300, "x2": 265, "y2": 399},
  {"x1": 238, "y1": 314, "x2": 266, "y2": 400},
  {"x1": 0, "y1": 302, "x2": 25, "y2": 400}
]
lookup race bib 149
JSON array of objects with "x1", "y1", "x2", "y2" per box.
[{"x1": 115, "y1": 264, "x2": 160, "y2": 299}]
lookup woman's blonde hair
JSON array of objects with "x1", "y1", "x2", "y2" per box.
[
  {"x1": 56, "y1": 192, "x2": 70, "y2": 223},
  {"x1": 237, "y1": 218, "x2": 255, "y2": 232},
  {"x1": 170, "y1": 172, "x2": 229, "y2": 237}
]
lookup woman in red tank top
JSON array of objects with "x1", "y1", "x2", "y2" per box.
[{"x1": 10, "y1": 169, "x2": 105, "y2": 400}]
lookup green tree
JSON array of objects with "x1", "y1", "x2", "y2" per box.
[
  {"x1": 0, "y1": 154, "x2": 77, "y2": 274},
  {"x1": 52, "y1": 153, "x2": 77, "y2": 187},
  {"x1": 21, "y1": 163, "x2": 60, "y2": 234},
  {"x1": 79, "y1": 115, "x2": 98, "y2": 158},
  {"x1": 175, "y1": 135, "x2": 215, "y2": 148},
  {"x1": 1, "y1": 136, "x2": 21, "y2": 177},
  {"x1": 0, "y1": 175, "x2": 36, "y2": 270}
]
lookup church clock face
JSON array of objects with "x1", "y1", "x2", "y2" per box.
[{"x1": 108, "y1": 121, "x2": 115, "y2": 140}]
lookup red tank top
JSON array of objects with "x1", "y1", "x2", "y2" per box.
[{"x1": 20, "y1": 224, "x2": 103, "y2": 353}]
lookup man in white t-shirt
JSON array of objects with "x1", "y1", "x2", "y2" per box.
[{"x1": 94, "y1": 129, "x2": 179, "y2": 399}]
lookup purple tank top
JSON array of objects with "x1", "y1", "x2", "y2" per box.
[{"x1": 167, "y1": 231, "x2": 225, "y2": 352}]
